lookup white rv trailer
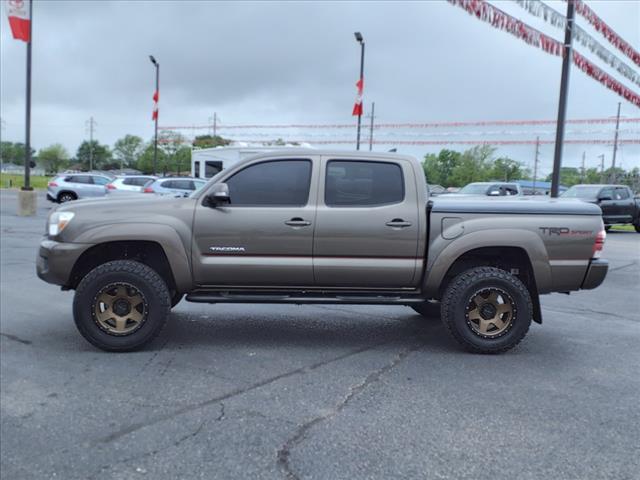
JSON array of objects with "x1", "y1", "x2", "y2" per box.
[{"x1": 191, "y1": 145, "x2": 312, "y2": 179}]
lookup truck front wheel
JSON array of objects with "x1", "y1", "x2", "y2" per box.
[
  {"x1": 441, "y1": 266, "x2": 532, "y2": 354},
  {"x1": 73, "y1": 260, "x2": 171, "y2": 352}
]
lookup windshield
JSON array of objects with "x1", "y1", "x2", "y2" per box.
[
  {"x1": 458, "y1": 183, "x2": 489, "y2": 194},
  {"x1": 562, "y1": 186, "x2": 601, "y2": 198}
]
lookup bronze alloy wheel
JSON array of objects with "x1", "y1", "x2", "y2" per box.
[
  {"x1": 92, "y1": 283, "x2": 147, "y2": 336},
  {"x1": 464, "y1": 287, "x2": 516, "y2": 338}
]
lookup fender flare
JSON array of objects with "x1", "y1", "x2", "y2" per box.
[
  {"x1": 423, "y1": 229, "x2": 552, "y2": 297},
  {"x1": 73, "y1": 223, "x2": 193, "y2": 292}
]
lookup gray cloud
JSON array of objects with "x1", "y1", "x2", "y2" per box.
[{"x1": 1, "y1": 0, "x2": 638, "y2": 175}]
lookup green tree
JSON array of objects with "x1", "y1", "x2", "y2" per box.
[
  {"x1": 448, "y1": 145, "x2": 496, "y2": 187},
  {"x1": 38, "y1": 144, "x2": 69, "y2": 174},
  {"x1": 113, "y1": 135, "x2": 144, "y2": 169},
  {"x1": 422, "y1": 149, "x2": 461, "y2": 186},
  {"x1": 75, "y1": 140, "x2": 112, "y2": 170},
  {"x1": 0, "y1": 141, "x2": 35, "y2": 165},
  {"x1": 137, "y1": 143, "x2": 167, "y2": 174},
  {"x1": 490, "y1": 158, "x2": 530, "y2": 181},
  {"x1": 169, "y1": 146, "x2": 191, "y2": 175},
  {"x1": 192, "y1": 134, "x2": 231, "y2": 149}
]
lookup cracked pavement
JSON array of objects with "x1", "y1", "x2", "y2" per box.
[{"x1": 1, "y1": 190, "x2": 639, "y2": 479}]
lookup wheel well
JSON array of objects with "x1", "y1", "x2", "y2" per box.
[
  {"x1": 68, "y1": 241, "x2": 177, "y2": 293},
  {"x1": 439, "y1": 247, "x2": 542, "y2": 324},
  {"x1": 57, "y1": 190, "x2": 77, "y2": 200}
]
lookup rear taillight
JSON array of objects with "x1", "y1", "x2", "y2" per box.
[
  {"x1": 143, "y1": 187, "x2": 154, "y2": 193},
  {"x1": 106, "y1": 183, "x2": 116, "y2": 190},
  {"x1": 48, "y1": 181, "x2": 58, "y2": 187},
  {"x1": 592, "y1": 229, "x2": 606, "y2": 258}
]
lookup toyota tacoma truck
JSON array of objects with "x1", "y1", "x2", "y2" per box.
[{"x1": 37, "y1": 150, "x2": 608, "y2": 354}]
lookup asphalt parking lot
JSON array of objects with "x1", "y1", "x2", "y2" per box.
[{"x1": 1, "y1": 189, "x2": 639, "y2": 480}]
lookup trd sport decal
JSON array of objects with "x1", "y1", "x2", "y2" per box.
[{"x1": 539, "y1": 227, "x2": 593, "y2": 237}]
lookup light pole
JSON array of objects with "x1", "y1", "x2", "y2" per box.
[
  {"x1": 354, "y1": 32, "x2": 365, "y2": 150},
  {"x1": 149, "y1": 55, "x2": 159, "y2": 176}
]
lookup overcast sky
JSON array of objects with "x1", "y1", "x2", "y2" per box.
[{"x1": 1, "y1": 0, "x2": 638, "y2": 176}]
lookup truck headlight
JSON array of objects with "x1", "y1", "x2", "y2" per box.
[{"x1": 49, "y1": 211, "x2": 75, "y2": 236}]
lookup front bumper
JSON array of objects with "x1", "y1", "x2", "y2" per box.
[
  {"x1": 580, "y1": 258, "x2": 609, "y2": 290},
  {"x1": 36, "y1": 237, "x2": 93, "y2": 287}
]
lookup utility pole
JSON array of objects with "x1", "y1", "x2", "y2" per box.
[
  {"x1": 86, "y1": 116, "x2": 96, "y2": 171},
  {"x1": 551, "y1": 0, "x2": 575, "y2": 198},
  {"x1": 367, "y1": 102, "x2": 375, "y2": 151},
  {"x1": 598, "y1": 154, "x2": 605, "y2": 183},
  {"x1": 580, "y1": 151, "x2": 585, "y2": 183},
  {"x1": 533, "y1": 136, "x2": 540, "y2": 194},
  {"x1": 208, "y1": 113, "x2": 218, "y2": 137},
  {"x1": 611, "y1": 102, "x2": 621, "y2": 183}
]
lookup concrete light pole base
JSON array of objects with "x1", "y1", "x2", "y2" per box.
[{"x1": 18, "y1": 189, "x2": 37, "y2": 216}]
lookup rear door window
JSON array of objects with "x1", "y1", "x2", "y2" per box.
[
  {"x1": 170, "y1": 179, "x2": 194, "y2": 190},
  {"x1": 65, "y1": 175, "x2": 92, "y2": 184},
  {"x1": 325, "y1": 160, "x2": 404, "y2": 207},
  {"x1": 93, "y1": 176, "x2": 110, "y2": 186}
]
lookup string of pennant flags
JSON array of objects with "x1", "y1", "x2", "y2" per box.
[
  {"x1": 514, "y1": 0, "x2": 640, "y2": 87},
  {"x1": 158, "y1": 138, "x2": 639, "y2": 146},
  {"x1": 160, "y1": 117, "x2": 640, "y2": 131},
  {"x1": 446, "y1": 0, "x2": 640, "y2": 108}
]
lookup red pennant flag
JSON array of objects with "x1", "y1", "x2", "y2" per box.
[
  {"x1": 5, "y1": 0, "x2": 31, "y2": 42},
  {"x1": 152, "y1": 90, "x2": 159, "y2": 120},
  {"x1": 352, "y1": 78, "x2": 363, "y2": 116}
]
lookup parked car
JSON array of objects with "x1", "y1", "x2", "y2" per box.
[
  {"x1": 105, "y1": 176, "x2": 157, "y2": 196},
  {"x1": 38, "y1": 149, "x2": 608, "y2": 354},
  {"x1": 428, "y1": 184, "x2": 446, "y2": 196},
  {"x1": 449, "y1": 182, "x2": 522, "y2": 196},
  {"x1": 47, "y1": 173, "x2": 114, "y2": 203},
  {"x1": 143, "y1": 177, "x2": 207, "y2": 196},
  {"x1": 561, "y1": 184, "x2": 640, "y2": 232}
]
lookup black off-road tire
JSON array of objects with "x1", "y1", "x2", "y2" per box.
[
  {"x1": 411, "y1": 301, "x2": 441, "y2": 319},
  {"x1": 441, "y1": 266, "x2": 533, "y2": 354},
  {"x1": 73, "y1": 260, "x2": 171, "y2": 352},
  {"x1": 58, "y1": 191, "x2": 77, "y2": 203}
]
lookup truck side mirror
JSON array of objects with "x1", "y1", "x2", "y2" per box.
[
  {"x1": 488, "y1": 190, "x2": 501, "y2": 196},
  {"x1": 205, "y1": 183, "x2": 230, "y2": 207},
  {"x1": 598, "y1": 194, "x2": 612, "y2": 202}
]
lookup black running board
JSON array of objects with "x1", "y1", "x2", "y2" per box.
[{"x1": 186, "y1": 291, "x2": 426, "y2": 305}]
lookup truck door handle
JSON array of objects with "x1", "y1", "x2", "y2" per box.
[
  {"x1": 385, "y1": 218, "x2": 412, "y2": 228},
  {"x1": 285, "y1": 217, "x2": 311, "y2": 227}
]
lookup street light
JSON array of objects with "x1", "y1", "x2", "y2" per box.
[
  {"x1": 149, "y1": 55, "x2": 159, "y2": 176},
  {"x1": 354, "y1": 32, "x2": 365, "y2": 150}
]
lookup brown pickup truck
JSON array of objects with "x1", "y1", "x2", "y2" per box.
[{"x1": 37, "y1": 150, "x2": 608, "y2": 354}]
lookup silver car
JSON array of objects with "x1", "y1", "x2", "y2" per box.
[
  {"x1": 143, "y1": 177, "x2": 207, "y2": 196},
  {"x1": 47, "y1": 173, "x2": 113, "y2": 203},
  {"x1": 105, "y1": 175, "x2": 157, "y2": 196}
]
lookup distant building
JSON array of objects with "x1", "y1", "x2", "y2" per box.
[
  {"x1": 191, "y1": 143, "x2": 313, "y2": 179},
  {"x1": 1, "y1": 163, "x2": 45, "y2": 176}
]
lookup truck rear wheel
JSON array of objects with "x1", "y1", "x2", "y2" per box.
[
  {"x1": 441, "y1": 266, "x2": 532, "y2": 354},
  {"x1": 73, "y1": 260, "x2": 171, "y2": 352}
]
